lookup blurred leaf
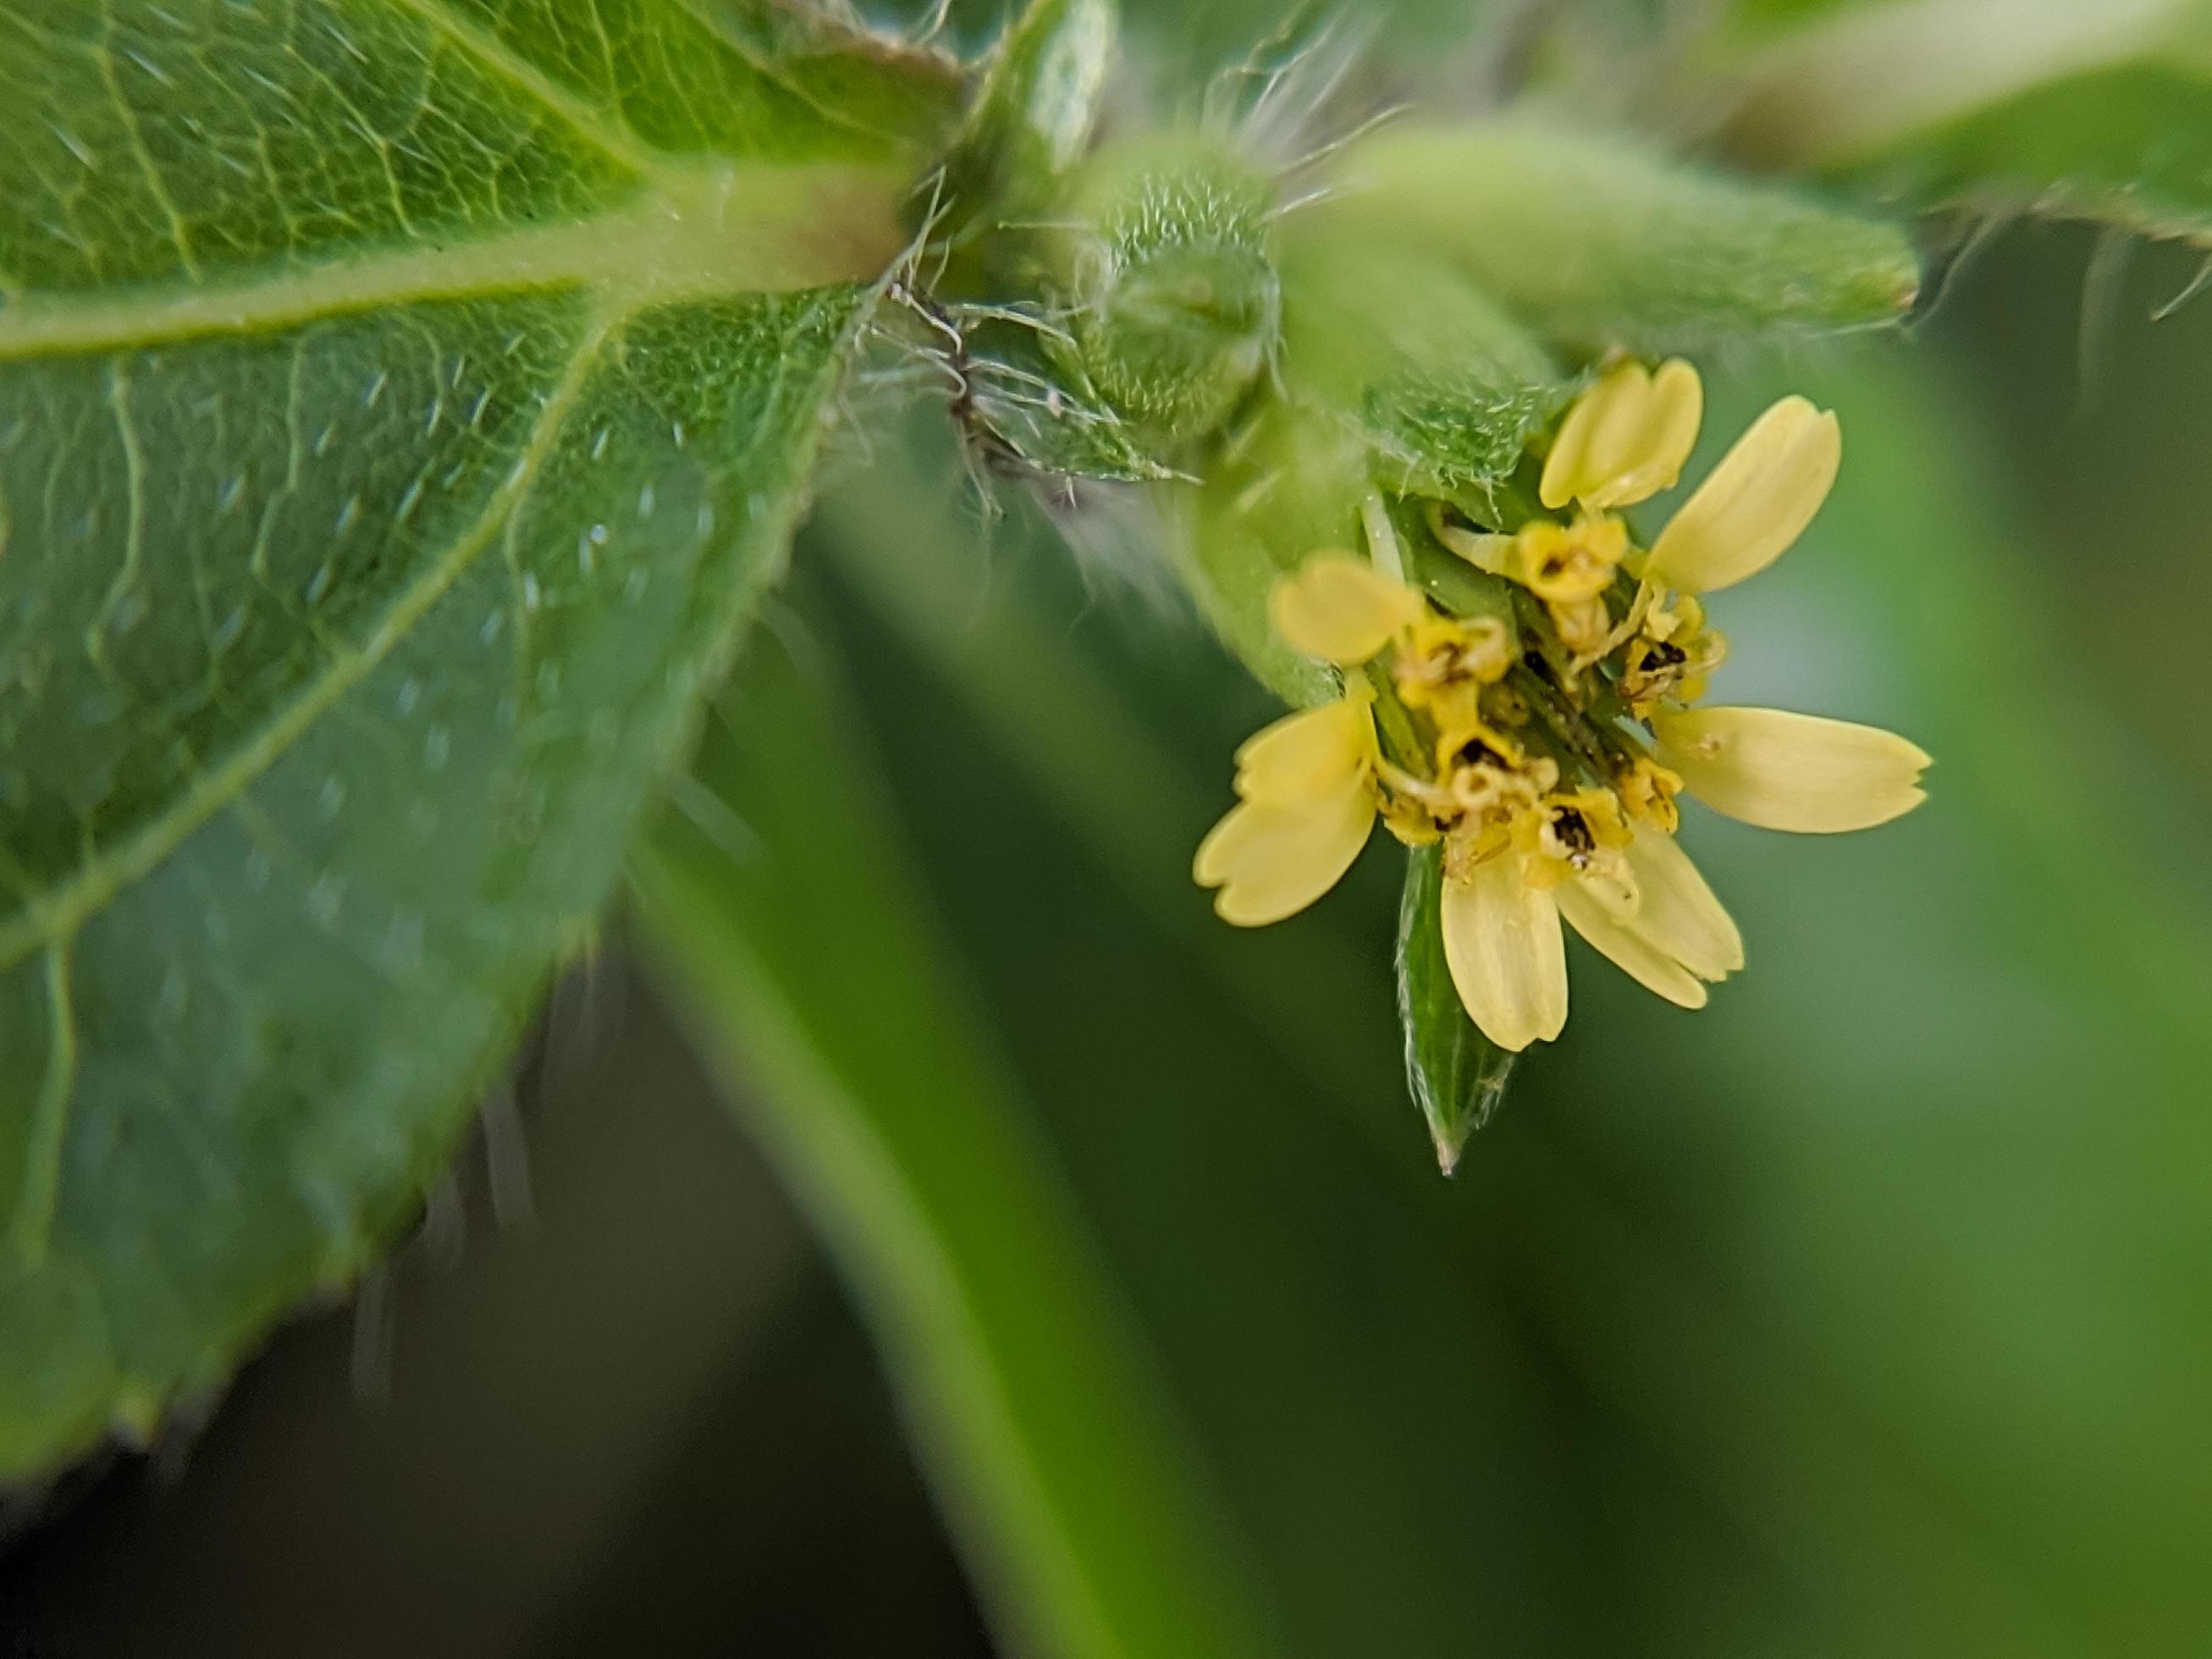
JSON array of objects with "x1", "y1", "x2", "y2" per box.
[
  {"x1": 1317, "y1": 120, "x2": 1921, "y2": 353},
  {"x1": 0, "y1": 0, "x2": 952, "y2": 1477},
  {"x1": 637, "y1": 615, "x2": 1278, "y2": 1659},
  {"x1": 1396, "y1": 846, "x2": 1514, "y2": 1174},
  {"x1": 1708, "y1": 0, "x2": 2212, "y2": 244}
]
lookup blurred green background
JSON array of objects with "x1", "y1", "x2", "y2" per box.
[{"x1": 7, "y1": 3, "x2": 2212, "y2": 1655}]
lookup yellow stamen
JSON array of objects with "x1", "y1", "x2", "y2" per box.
[
  {"x1": 1547, "y1": 593, "x2": 1614, "y2": 658},
  {"x1": 1616, "y1": 755, "x2": 1685, "y2": 833},
  {"x1": 1509, "y1": 515, "x2": 1629, "y2": 604}
]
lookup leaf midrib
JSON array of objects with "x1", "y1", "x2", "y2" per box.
[{"x1": 0, "y1": 161, "x2": 902, "y2": 361}]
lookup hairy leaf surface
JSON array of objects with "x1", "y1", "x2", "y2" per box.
[{"x1": 0, "y1": 0, "x2": 956, "y2": 1476}]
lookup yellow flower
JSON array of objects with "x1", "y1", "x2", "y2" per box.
[
  {"x1": 1197, "y1": 556, "x2": 1448, "y2": 925},
  {"x1": 1533, "y1": 360, "x2": 1842, "y2": 597},
  {"x1": 1540, "y1": 361, "x2": 1928, "y2": 835},
  {"x1": 1646, "y1": 396, "x2": 1843, "y2": 595},
  {"x1": 1194, "y1": 689, "x2": 1381, "y2": 925},
  {"x1": 1193, "y1": 360, "x2": 1928, "y2": 1072},
  {"x1": 1440, "y1": 848, "x2": 1568, "y2": 1051}
]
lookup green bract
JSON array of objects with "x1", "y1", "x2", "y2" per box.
[{"x1": 1056, "y1": 135, "x2": 1284, "y2": 446}]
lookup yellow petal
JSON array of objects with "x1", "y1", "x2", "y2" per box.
[
  {"x1": 1233, "y1": 697, "x2": 1374, "y2": 807},
  {"x1": 1269, "y1": 556, "x2": 1427, "y2": 664},
  {"x1": 1440, "y1": 855, "x2": 1568, "y2": 1052},
  {"x1": 1646, "y1": 397, "x2": 1840, "y2": 593},
  {"x1": 1540, "y1": 359, "x2": 1703, "y2": 512},
  {"x1": 1555, "y1": 880, "x2": 1710, "y2": 1010},
  {"x1": 1194, "y1": 782, "x2": 1376, "y2": 927},
  {"x1": 1624, "y1": 830, "x2": 1744, "y2": 978},
  {"x1": 1654, "y1": 706, "x2": 1931, "y2": 834}
]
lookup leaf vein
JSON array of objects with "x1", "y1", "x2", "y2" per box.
[
  {"x1": 10, "y1": 941, "x2": 80, "y2": 1266},
  {"x1": 90, "y1": 8, "x2": 204, "y2": 283},
  {"x1": 381, "y1": 0, "x2": 665, "y2": 179},
  {"x1": 0, "y1": 313, "x2": 618, "y2": 970}
]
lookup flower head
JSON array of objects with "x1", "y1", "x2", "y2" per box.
[{"x1": 1194, "y1": 358, "x2": 1928, "y2": 1058}]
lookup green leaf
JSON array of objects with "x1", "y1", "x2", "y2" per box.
[
  {"x1": 935, "y1": 0, "x2": 1117, "y2": 233},
  {"x1": 1314, "y1": 119, "x2": 1921, "y2": 354},
  {"x1": 1708, "y1": 2, "x2": 2212, "y2": 244},
  {"x1": 0, "y1": 0, "x2": 955, "y2": 1478},
  {"x1": 1395, "y1": 845, "x2": 1514, "y2": 1175},
  {"x1": 636, "y1": 607, "x2": 1278, "y2": 1659}
]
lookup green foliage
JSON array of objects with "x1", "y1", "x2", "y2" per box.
[
  {"x1": 638, "y1": 609, "x2": 1277, "y2": 1659},
  {"x1": 1834, "y1": 60, "x2": 2212, "y2": 241},
  {"x1": 0, "y1": 0, "x2": 952, "y2": 1479},
  {"x1": 784, "y1": 333, "x2": 2212, "y2": 1656}
]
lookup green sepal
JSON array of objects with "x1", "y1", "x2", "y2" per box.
[
  {"x1": 1396, "y1": 844, "x2": 1515, "y2": 1175},
  {"x1": 1313, "y1": 119, "x2": 1920, "y2": 354},
  {"x1": 1277, "y1": 218, "x2": 1580, "y2": 521}
]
